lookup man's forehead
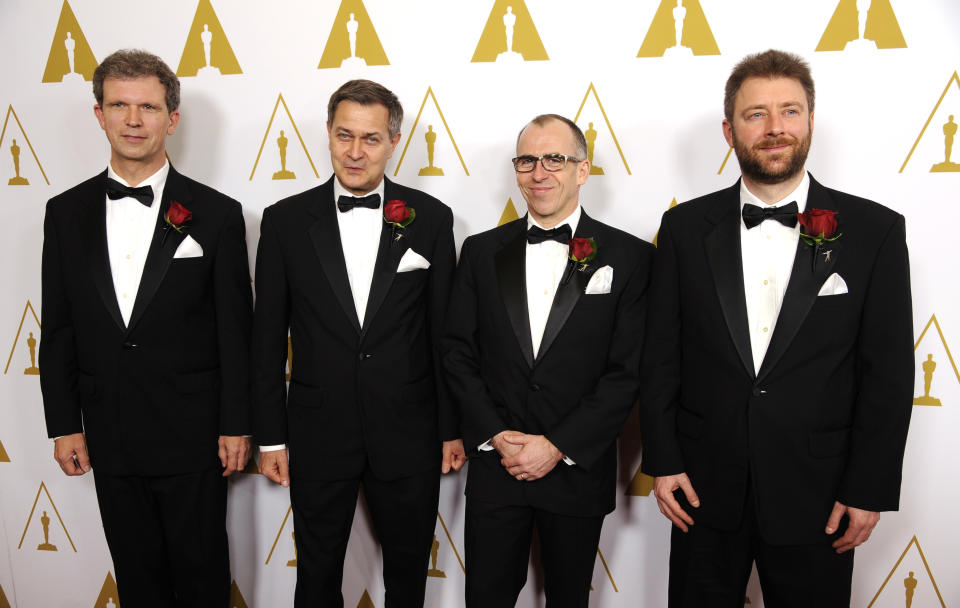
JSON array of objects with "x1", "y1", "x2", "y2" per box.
[
  {"x1": 331, "y1": 101, "x2": 390, "y2": 130},
  {"x1": 737, "y1": 76, "x2": 807, "y2": 104},
  {"x1": 517, "y1": 121, "x2": 576, "y2": 153}
]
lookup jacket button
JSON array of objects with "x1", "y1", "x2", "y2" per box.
[
  {"x1": 529, "y1": 384, "x2": 541, "y2": 392},
  {"x1": 358, "y1": 353, "x2": 371, "y2": 361},
  {"x1": 122, "y1": 342, "x2": 137, "y2": 350}
]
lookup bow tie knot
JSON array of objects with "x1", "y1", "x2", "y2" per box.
[
  {"x1": 741, "y1": 201, "x2": 799, "y2": 229},
  {"x1": 106, "y1": 178, "x2": 154, "y2": 207},
  {"x1": 337, "y1": 193, "x2": 381, "y2": 213},
  {"x1": 527, "y1": 224, "x2": 572, "y2": 245}
]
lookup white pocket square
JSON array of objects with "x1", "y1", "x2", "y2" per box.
[
  {"x1": 397, "y1": 248, "x2": 431, "y2": 272},
  {"x1": 585, "y1": 265, "x2": 613, "y2": 294},
  {"x1": 173, "y1": 234, "x2": 203, "y2": 259},
  {"x1": 818, "y1": 272, "x2": 848, "y2": 296}
]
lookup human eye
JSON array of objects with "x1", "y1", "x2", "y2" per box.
[{"x1": 542, "y1": 154, "x2": 565, "y2": 170}]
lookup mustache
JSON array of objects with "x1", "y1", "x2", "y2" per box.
[{"x1": 755, "y1": 136, "x2": 797, "y2": 150}]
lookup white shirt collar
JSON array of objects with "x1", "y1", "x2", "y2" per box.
[
  {"x1": 107, "y1": 160, "x2": 169, "y2": 192},
  {"x1": 739, "y1": 171, "x2": 810, "y2": 214},
  {"x1": 526, "y1": 204, "x2": 582, "y2": 237},
  {"x1": 333, "y1": 176, "x2": 386, "y2": 209}
]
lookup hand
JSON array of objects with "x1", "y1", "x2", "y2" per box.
[
  {"x1": 441, "y1": 439, "x2": 466, "y2": 473},
  {"x1": 826, "y1": 501, "x2": 880, "y2": 553},
  {"x1": 259, "y1": 449, "x2": 290, "y2": 487},
  {"x1": 490, "y1": 431, "x2": 523, "y2": 459},
  {"x1": 54, "y1": 433, "x2": 91, "y2": 476},
  {"x1": 500, "y1": 432, "x2": 563, "y2": 481},
  {"x1": 218, "y1": 435, "x2": 251, "y2": 477},
  {"x1": 653, "y1": 473, "x2": 700, "y2": 532}
]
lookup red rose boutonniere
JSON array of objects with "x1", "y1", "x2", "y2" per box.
[
  {"x1": 562, "y1": 237, "x2": 598, "y2": 285},
  {"x1": 797, "y1": 209, "x2": 841, "y2": 270},
  {"x1": 383, "y1": 199, "x2": 416, "y2": 242},
  {"x1": 162, "y1": 201, "x2": 192, "y2": 244}
]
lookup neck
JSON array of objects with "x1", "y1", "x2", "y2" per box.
[
  {"x1": 531, "y1": 203, "x2": 578, "y2": 229},
  {"x1": 741, "y1": 170, "x2": 805, "y2": 205},
  {"x1": 110, "y1": 155, "x2": 166, "y2": 187}
]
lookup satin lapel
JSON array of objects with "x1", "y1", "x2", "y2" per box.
[
  {"x1": 83, "y1": 171, "x2": 125, "y2": 330},
  {"x1": 125, "y1": 168, "x2": 189, "y2": 335},
  {"x1": 756, "y1": 178, "x2": 842, "y2": 382},
  {"x1": 704, "y1": 185, "x2": 756, "y2": 379},
  {"x1": 495, "y1": 222, "x2": 534, "y2": 368},
  {"x1": 307, "y1": 180, "x2": 361, "y2": 334},
  {"x1": 360, "y1": 182, "x2": 406, "y2": 340},
  {"x1": 535, "y1": 213, "x2": 597, "y2": 364}
]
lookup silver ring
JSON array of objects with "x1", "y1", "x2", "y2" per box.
[{"x1": 520, "y1": 473, "x2": 527, "y2": 479}]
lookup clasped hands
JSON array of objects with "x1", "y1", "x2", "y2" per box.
[
  {"x1": 652, "y1": 472, "x2": 880, "y2": 553},
  {"x1": 492, "y1": 430, "x2": 563, "y2": 482}
]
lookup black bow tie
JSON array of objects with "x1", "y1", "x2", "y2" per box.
[
  {"x1": 741, "y1": 201, "x2": 798, "y2": 229},
  {"x1": 527, "y1": 224, "x2": 572, "y2": 245},
  {"x1": 106, "y1": 178, "x2": 154, "y2": 207},
  {"x1": 337, "y1": 193, "x2": 381, "y2": 213}
]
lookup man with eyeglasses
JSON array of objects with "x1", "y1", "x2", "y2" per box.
[{"x1": 443, "y1": 114, "x2": 655, "y2": 607}]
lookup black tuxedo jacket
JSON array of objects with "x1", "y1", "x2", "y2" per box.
[
  {"x1": 443, "y1": 211, "x2": 654, "y2": 517},
  {"x1": 640, "y1": 175, "x2": 913, "y2": 545},
  {"x1": 39, "y1": 167, "x2": 253, "y2": 476},
  {"x1": 252, "y1": 176, "x2": 457, "y2": 482}
]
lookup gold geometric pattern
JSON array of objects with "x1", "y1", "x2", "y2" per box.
[
  {"x1": 41, "y1": 0, "x2": 97, "y2": 83},
  {"x1": 229, "y1": 580, "x2": 249, "y2": 608},
  {"x1": 913, "y1": 314, "x2": 960, "y2": 386},
  {"x1": 596, "y1": 547, "x2": 619, "y2": 592},
  {"x1": 318, "y1": 0, "x2": 389, "y2": 68},
  {"x1": 264, "y1": 505, "x2": 294, "y2": 565},
  {"x1": 866, "y1": 535, "x2": 946, "y2": 607},
  {"x1": 249, "y1": 94, "x2": 319, "y2": 181},
  {"x1": 816, "y1": 0, "x2": 906, "y2": 52},
  {"x1": 573, "y1": 84, "x2": 631, "y2": 175},
  {"x1": 176, "y1": 0, "x2": 243, "y2": 77},
  {"x1": 471, "y1": 0, "x2": 548, "y2": 62},
  {"x1": 0, "y1": 584, "x2": 9, "y2": 608},
  {"x1": 435, "y1": 511, "x2": 465, "y2": 575},
  {"x1": 626, "y1": 467, "x2": 655, "y2": 496},
  {"x1": 4, "y1": 300, "x2": 42, "y2": 375},
  {"x1": 0, "y1": 439, "x2": 9, "y2": 463},
  {"x1": 1, "y1": 107, "x2": 50, "y2": 186},
  {"x1": 718, "y1": 147, "x2": 735, "y2": 175},
  {"x1": 93, "y1": 572, "x2": 120, "y2": 608},
  {"x1": 652, "y1": 198, "x2": 679, "y2": 247},
  {"x1": 394, "y1": 87, "x2": 468, "y2": 176},
  {"x1": 900, "y1": 72, "x2": 960, "y2": 173},
  {"x1": 18, "y1": 481, "x2": 77, "y2": 552},
  {"x1": 637, "y1": 0, "x2": 720, "y2": 57},
  {"x1": 357, "y1": 589, "x2": 376, "y2": 608},
  {"x1": 498, "y1": 198, "x2": 520, "y2": 227}
]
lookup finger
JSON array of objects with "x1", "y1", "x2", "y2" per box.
[
  {"x1": 277, "y1": 457, "x2": 290, "y2": 487},
  {"x1": 441, "y1": 451, "x2": 452, "y2": 474},
  {"x1": 662, "y1": 492, "x2": 694, "y2": 527},
  {"x1": 222, "y1": 450, "x2": 238, "y2": 477},
  {"x1": 500, "y1": 432, "x2": 527, "y2": 445},
  {"x1": 451, "y1": 454, "x2": 466, "y2": 471},
  {"x1": 656, "y1": 498, "x2": 689, "y2": 532},
  {"x1": 824, "y1": 502, "x2": 846, "y2": 535},
  {"x1": 57, "y1": 453, "x2": 79, "y2": 475},
  {"x1": 74, "y1": 443, "x2": 92, "y2": 473},
  {"x1": 679, "y1": 478, "x2": 701, "y2": 508},
  {"x1": 218, "y1": 442, "x2": 228, "y2": 469}
]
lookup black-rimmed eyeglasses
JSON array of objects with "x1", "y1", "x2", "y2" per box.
[{"x1": 511, "y1": 153, "x2": 584, "y2": 173}]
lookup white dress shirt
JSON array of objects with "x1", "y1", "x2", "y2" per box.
[
  {"x1": 105, "y1": 161, "x2": 168, "y2": 326},
  {"x1": 261, "y1": 178, "x2": 386, "y2": 453},
  {"x1": 740, "y1": 172, "x2": 810, "y2": 375}
]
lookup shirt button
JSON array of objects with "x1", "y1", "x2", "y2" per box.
[
  {"x1": 122, "y1": 293, "x2": 128, "y2": 299},
  {"x1": 126, "y1": 254, "x2": 132, "y2": 260},
  {"x1": 543, "y1": 290, "x2": 548, "y2": 295},
  {"x1": 763, "y1": 327, "x2": 769, "y2": 333},
  {"x1": 763, "y1": 280, "x2": 768, "y2": 285},
  {"x1": 766, "y1": 235, "x2": 771, "y2": 240}
]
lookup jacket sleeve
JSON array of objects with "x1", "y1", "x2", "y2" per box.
[{"x1": 427, "y1": 206, "x2": 459, "y2": 441}]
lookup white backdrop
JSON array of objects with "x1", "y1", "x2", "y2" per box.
[{"x1": 1, "y1": 1, "x2": 958, "y2": 606}]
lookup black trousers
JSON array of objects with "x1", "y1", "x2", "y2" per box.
[
  {"x1": 464, "y1": 499, "x2": 605, "y2": 608},
  {"x1": 668, "y1": 484, "x2": 854, "y2": 608},
  {"x1": 290, "y1": 464, "x2": 441, "y2": 608},
  {"x1": 93, "y1": 467, "x2": 230, "y2": 608}
]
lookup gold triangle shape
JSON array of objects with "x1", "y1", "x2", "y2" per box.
[
  {"x1": 357, "y1": 589, "x2": 376, "y2": 608},
  {"x1": 318, "y1": 0, "x2": 389, "y2": 68},
  {"x1": 573, "y1": 84, "x2": 631, "y2": 175},
  {"x1": 393, "y1": 87, "x2": 468, "y2": 176},
  {"x1": 0, "y1": 439, "x2": 10, "y2": 463},
  {"x1": 652, "y1": 198, "x2": 679, "y2": 247},
  {"x1": 229, "y1": 579, "x2": 249, "y2": 608},
  {"x1": 900, "y1": 72, "x2": 960, "y2": 173},
  {"x1": 176, "y1": 0, "x2": 243, "y2": 77},
  {"x1": 1, "y1": 107, "x2": 50, "y2": 186},
  {"x1": 432, "y1": 511, "x2": 465, "y2": 577},
  {"x1": 625, "y1": 467, "x2": 655, "y2": 496},
  {"x1": 0, "y1": 583, "x2": 9, "y2": 608},
  {"x1": 4, "y1": 300, "x2": 42, "y2": 375},
  {"x1": 42, "y1": 0, "x2": 97, "y2": 82},
  {"x1": 637, "y1": 0, "x2": 720, "y2": 58},
  {"x1": 499, "y1": 198, "x2": 520, "y2": 227},
  {"x1": 912, "y1": 314, "x2": 959, "y2": 406},
  {"x1": 596, "y1": 547, "x2": 619, "y2": 592},
  {"x1": 866, "y1": 535, "x2": 946, "y2": 607},
  {"x1": 18, "y1": 481, "x2": 77, "y2": 552},
  {"x1": 264, "y1": 505, "x2": 295, "y2": 565},
  {"x1": 718, "y1": 146, "x2": 735, "y2": 175},
  {"x1": 249, "y1": 94, "x2": 319, "y2": 181},
  {"x1": 816, "y1": 0, "x2": 906, "y2": 52},
  {"x1": 93, "y1": 572, "x2": 120, "y2": 608},
  {"x1": 471, "y1": 0, "x2": 548, "y2": 62}
]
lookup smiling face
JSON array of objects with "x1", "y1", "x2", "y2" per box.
[
  {"x1": 723, "y1": 76, "x2": 813, "y2": 187},
  {"x1": 515, "y1": 119, "x2": 589, "y2": 228},
  {"x1": 94, "y1": 76, "x2": 179, "y2": 179},
  {"x1": 327, "y1": 100, "x2": 401, "y2": 195}
]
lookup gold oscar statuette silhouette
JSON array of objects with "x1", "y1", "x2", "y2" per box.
[
  {"x1": 24, "y1": 332, "x2": 39, "y2": 375},
  {"x1": 106, "y1": 598, "x2": 117, "y2": 608},
  {"x1": 585, "y1": 123, "x2": 604, "y2": 175},
  {"x1": 341, "y1": 13, "x2": 366, "y2": 68},
  {"x1": 61, "y1": 31, "x2": 84, "y2": 82},
  {"x1": 931, "y1": 115, "x2": 960, "y2": 172},
  {"x1": 418, "y1": 126, "x2": 444, "y2": 176},
  {"x1": 497, "y1": 6, "x2": 522, "y2": 63},
  {"x1": 197, "y1": 23, "x2": 222, "y2": 77},
  {"x1": 663, "y1": 0, "x2": 694, "y2": 57},
  {"x1": 903, "y1": 571, "x2": 917, "y2": 607},
  {"x1": 844, "y1": 0, "x2": 878, "y2": 50},
  {"x1": 8, "y1": 139, "x2": 28, "y2": 185},
  {"x1": 913, "y1": 354, "x2": 942, "y2": 406},
  {"x1": 426, "y1": 534, "x2": 446, "y2": 578},
  {"x1": 287, "y1": 531, "x2": 298, "y2": 567},
  {"x1": 37, "y1": 510, "x2": 57, "y2": 551},
  {"x1": 273, "y1": 130, "x2": 296, "y2": 180}
]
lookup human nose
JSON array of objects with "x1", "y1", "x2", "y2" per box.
[
  {"x1": 530, "y1": 158, "x2": 550, "y2": 180},
  {"x1": 346, "y1": 138, "x2": 363, "y2": 159},
  {"x1": 124, "y1": 106, "x2": 142, "y2": 127},
  {"x1": 765, "y1": 113, "x2": 785, "y2": 136}
]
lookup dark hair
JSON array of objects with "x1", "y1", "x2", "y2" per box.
[
  {"x1": 93, "y1": 49, "x2": 180, "y2": 112},
  {"x1": 517, "y1": 114, "x2": 588, "y2": 159},
  {"x1": 724, "y1": 49, "x2": 815, "y2": 121},
  {"x1": 327, "y1": 79, "x2": 403, "y2": 138}
]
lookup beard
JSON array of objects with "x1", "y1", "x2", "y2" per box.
[{"x1": 732, "y1": 128, "x2": 811, "y2": 185}]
